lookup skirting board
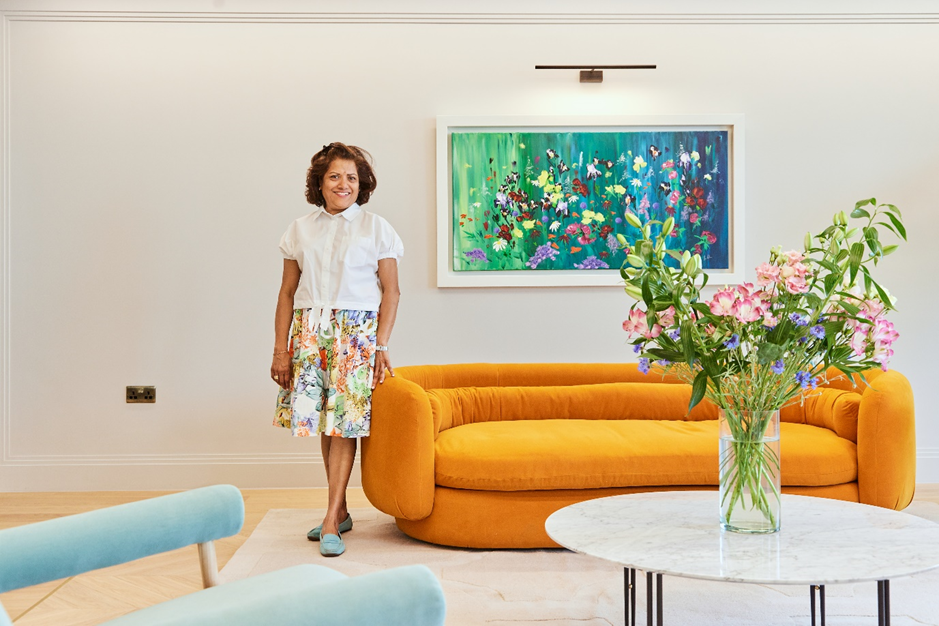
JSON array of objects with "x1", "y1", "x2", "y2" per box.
[
  {"x1": 2, "y1": 453, "x2": 937, "y2": 492},
  {"x1": 0, "y1": 461, "x2": 357, "y2": 492}
]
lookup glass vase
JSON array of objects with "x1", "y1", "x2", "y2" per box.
[{"x1": 719, "y1": 408, "x2": 781, "y2": 534}]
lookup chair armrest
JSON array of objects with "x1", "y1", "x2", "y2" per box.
[
  {"x1": 101, "y1": 564, "x2": 446, "y2": 626},
  {"x1": 361, "y1": 376, "x2": 435, "y2": 520},
  {"x1": 856, "y1": 370, "x2": 916, "y2": 509},
  {"x1": 0, "y1": 485, "x2": 244, "y2": 593}
]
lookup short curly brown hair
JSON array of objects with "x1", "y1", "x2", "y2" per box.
[{"x1": 305, "y1": 142, "x2": 377, "y2": 207}]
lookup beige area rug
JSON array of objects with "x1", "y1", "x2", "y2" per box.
[{"x1": 220, "y1": 502, "x2": 939, "y2": 625}]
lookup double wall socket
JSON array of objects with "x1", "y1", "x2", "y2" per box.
[{"x1": 126, "y1": 386, "x2": 156, "y2": 403}]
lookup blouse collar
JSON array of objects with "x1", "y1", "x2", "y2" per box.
[{"x1": 313, "y1": 202, "x2": 362, "y2": 222}]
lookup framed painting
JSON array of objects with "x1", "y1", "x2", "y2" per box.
[{"x1": 436, "y1": 115, "x2": 745, "y2": 287}]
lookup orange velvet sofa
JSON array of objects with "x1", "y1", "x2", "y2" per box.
[{"x1": 361, "y1": 363, "x2": 915, "y2": 549}]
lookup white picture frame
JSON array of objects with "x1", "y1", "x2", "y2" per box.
[{"x1": 436, "y1": 114, "x2": 745, "y2": 288}]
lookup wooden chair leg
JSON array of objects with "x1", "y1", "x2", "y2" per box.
[{"x1": 198, "y1": 541, "x2": 219, "y2": 588}]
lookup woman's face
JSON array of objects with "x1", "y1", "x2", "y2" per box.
[{"x1": 321, "y1": 158, "x2": 360, "y2": 214}]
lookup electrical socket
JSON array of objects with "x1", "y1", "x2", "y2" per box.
[{"x1": 126, "y1": 386, "x2": 156, "y2": 403}]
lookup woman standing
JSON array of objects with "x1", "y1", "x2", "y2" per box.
[{"x1": 271, "y1": 143, "x2": 402, "y2": 557}]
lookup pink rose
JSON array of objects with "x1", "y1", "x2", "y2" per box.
[
  {"x1": 783, "y1": 250, "x2": 805, "y2": 264},
  {"x1": 755, "y1": 262, "x2": 780, "y2": 286},
  {"x1": 785, "y1": 275, "x2": 809, "y2": 294},
  {"x1": 790, "y1": 261, "x2": 810, "y2": 277},
  {"x1": 690, "y1": 213, "x2": 699, "y2": 224}
]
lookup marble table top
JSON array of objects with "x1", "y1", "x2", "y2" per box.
[{"x1": 545, "y1": 491, "x2": 939, "y2": 585}]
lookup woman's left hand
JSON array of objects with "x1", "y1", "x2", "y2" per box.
[{"x1": 372, "y1": 350, "x2": 394, "y2": 389}]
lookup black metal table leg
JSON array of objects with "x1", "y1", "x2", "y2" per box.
[
  {"x1": 644, "y1": 572, "x2": 663, "y2": 626},
  {"x1": 809, "y1": 584, "x2": 825, "y2": 626},
  {"x1": 878, "y1": 580, "x2": 890, "y2": 626},
  {"x1": 657, "y1": 573, "x2": 663, "y2": 626},
  {"x1": 624, "y1": 568, "x2": 637, "y2": 626}
]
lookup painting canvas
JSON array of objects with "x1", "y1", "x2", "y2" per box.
[{"x1": 436, "y1": 116, "x2": 744, "y2": 287}]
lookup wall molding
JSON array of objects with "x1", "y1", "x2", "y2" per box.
[
  {"x1": 2, "y1": 452, "x2": 325, "y2": 466},
  {"x1": 917, "y1": 448, "x2": 939, "y2": 483},
  {"x1": 2, "y1": 11, "x2": 939, "y2": 25}
]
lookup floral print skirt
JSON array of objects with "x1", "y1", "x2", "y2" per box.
[{"x1": 274, "y1": 308, "x2": 377, "y2": 438}]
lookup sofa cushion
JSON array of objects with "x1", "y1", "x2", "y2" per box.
[
  {"x1": 427, "y1": 384, "x2": 861, "y2": 442},
  {"x1": 434, "y1": 420, "x2": 857, "y2": 491}
]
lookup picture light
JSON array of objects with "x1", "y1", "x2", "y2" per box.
[{"x1": 535, "y1": 64, "x2": 657, "y2": 83}]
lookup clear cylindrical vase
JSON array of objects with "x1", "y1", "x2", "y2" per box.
[{"x1": 719, "y1": 409, "x2": 781, "y2": 534}]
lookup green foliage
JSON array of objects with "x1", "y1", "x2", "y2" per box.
[{"x1": 620, "y1": 200, "x2": 905, "y2": 417}]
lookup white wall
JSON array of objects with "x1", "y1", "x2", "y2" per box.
[{"x1": 1, "y1": 0, "x2": 937, "y2": 490}]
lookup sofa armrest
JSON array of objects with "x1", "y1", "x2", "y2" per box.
[
  {"x1": 856, "y1": 369, "x2": 916, "y2": 509},
  {"x1": 361, "y1": 376, "x2": 435, "y2": 520}
]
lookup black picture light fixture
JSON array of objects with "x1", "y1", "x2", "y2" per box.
[{"x1": 535, "y1": 64, "x2": 656, "y2": 83}]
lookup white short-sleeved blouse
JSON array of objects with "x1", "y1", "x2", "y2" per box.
[{"x1": 279, "y1": 203, "x2": 403, "y2": 314}]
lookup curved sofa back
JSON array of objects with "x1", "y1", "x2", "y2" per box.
[
  {"x1": 398, "y1": 363, "x2": 862, "y2": 442},
  {"x1": 396, "y1": 363, "x2": 674, "y2": 390}
]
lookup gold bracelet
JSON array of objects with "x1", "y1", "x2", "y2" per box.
[{"x1": 273, "y1": 350, "x2": 289, "y2": 356}]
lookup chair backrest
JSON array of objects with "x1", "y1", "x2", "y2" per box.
[{"x1": 0, "y1": 484, "x2": 244, "y2": 594}]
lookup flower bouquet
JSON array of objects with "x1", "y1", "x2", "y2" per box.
[{"x1": 618, "y1": 199, "x2": 906, "y2": 532}]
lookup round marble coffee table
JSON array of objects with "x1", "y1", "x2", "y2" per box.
[{"x1": 545, "y1": 491, "x2": 939, "y2": 626}]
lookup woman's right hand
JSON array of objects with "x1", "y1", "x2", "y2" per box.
[{"x1": 271, "y1": 353, "x2": 293, "y2": 390}]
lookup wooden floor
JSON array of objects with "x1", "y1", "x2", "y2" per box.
[{"x1": 1, "y1": 485, "x2": 937, "y2": 624}]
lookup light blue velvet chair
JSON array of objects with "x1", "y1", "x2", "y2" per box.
[{"x1": 0, "y1": 485, "x2": 446, "y2": 625}]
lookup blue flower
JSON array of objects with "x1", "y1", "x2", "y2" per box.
[
  {"x1": 525, "y1": 244, "x2": 559, "y2": 269},
  {"x1": 464, "y1": 248, "x2": 489, "y2": 263},
  {"x1": 633, "y1": 343, "x2": 644, "y2": 354},
  {"x1": 795, "y1": 371, "x2": 813, "y2": 388},
  {"x1": 789, "y1": 313, "x2": 809, "y2": 327},
  {"x1": 638, "y1": 358, "x2": 651, "y2": 374},
  {"x1": 810, "y1": 325, "x2": 826, "y2": 340},
  {"x1": 723, "y1": 334, "x2": 740, "y2": 350},
  {"x1": 771, "y1": 359, "x2": 785, "y2": 374},
  {"x1": 574, "y1": 256, "x2": 610, "y2": 270},
  {"x1": 668, "y1": 329, "x2": 681, "y2": 341},
  {"x1": 495, "y1": 192, "x2": 509, "y2": 208},
  {"x1": 656, "y1": 359, "x2": 671, "y2": 367}
]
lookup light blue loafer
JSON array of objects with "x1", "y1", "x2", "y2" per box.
[
  {"x1": 307, "y1": 514, "x2": 353, "y2": 541},
  {"x1": 320, "y1": 532, "x2": 345, "y2": 557}
]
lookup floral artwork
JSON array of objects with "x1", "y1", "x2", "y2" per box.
[{"x1": 450, "y1": 129, "x2": 730, "y2": 273}]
